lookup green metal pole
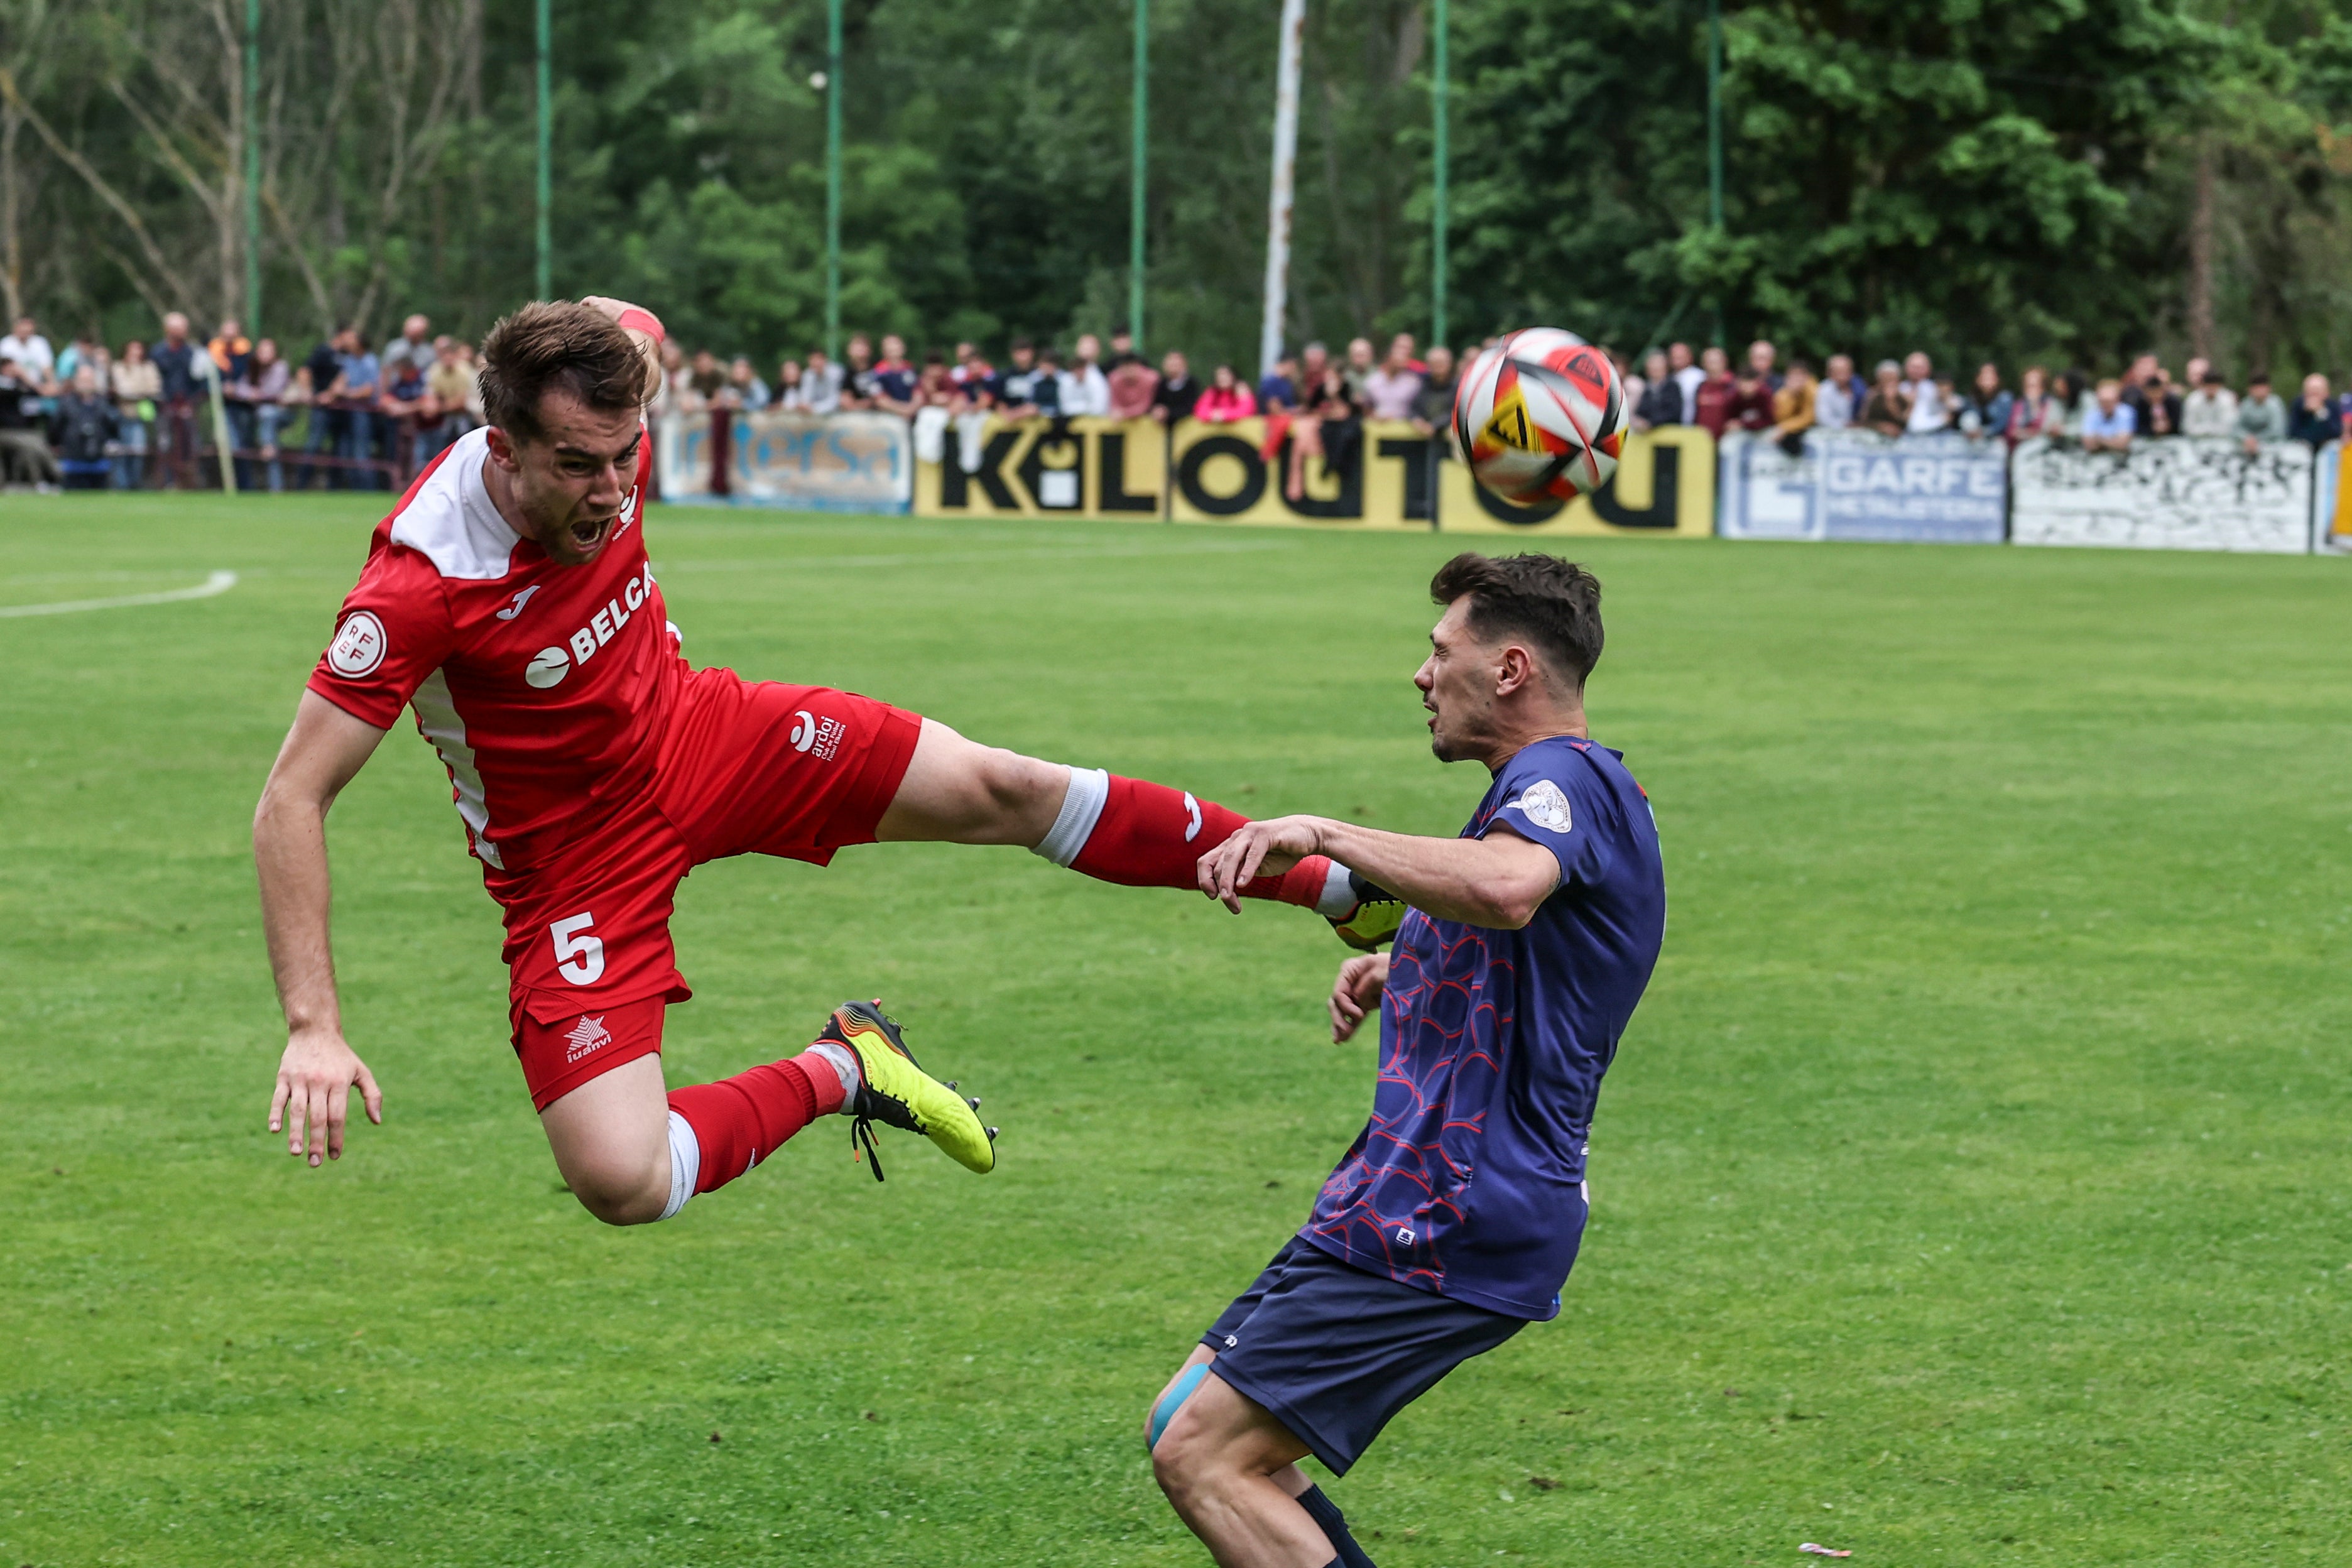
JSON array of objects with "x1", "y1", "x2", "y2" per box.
[
  {"x1": 535, "y1": 0, "x2": 552, "y2": 300},
  {"x1": 1130, "y1": 0, "x2": 1147, "y2": 354},
  {"x1": 1706, "y1": 0, "x2": 1722, "y2": 344},
  {"x1": 244, "y1": 0, "x2": 261, "y2": 332},
  {"x1": 1432, "y1": 0, "x2": 1447, "y2": 349},
  {"x1": 824, "y1": 0, "x2": 842, "y2": 361}
]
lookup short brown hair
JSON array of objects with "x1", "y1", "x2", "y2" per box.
[
  {"x1": 477, "y1": 301, "x2": 655, "y2": 442},
  {"x1": 1430, "y1": 552, "x2": 1604, "y2": 688}
]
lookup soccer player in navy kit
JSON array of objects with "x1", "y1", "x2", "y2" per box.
[{"x1": 1152, "y1": 553, "x2": 1667, "y2": 1568}]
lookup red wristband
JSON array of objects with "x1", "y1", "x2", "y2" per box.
[{"x1": 616, "y1": 306, "x2": 665, "y2": 343}]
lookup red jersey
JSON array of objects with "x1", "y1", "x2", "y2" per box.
[{"x1": 307, "y1": 427, "x2": 683, "y2": 873}]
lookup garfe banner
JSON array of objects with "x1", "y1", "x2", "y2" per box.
[
  {"x1": 2010, "y1": 437, "x2": 2312, "y2": 553},
  {"x1": 658, "y1": 411, "x2": 912, "y2": 512},
  {"x1": 1716, "y1": 430, "x2": 2005, "y2": 543},
  {"x1": 912, "y1": 416, "x2": 1167, "y2": 518},
  {"x1": 1436, "y1": 425, "x2": 1715, "y2": 537}
]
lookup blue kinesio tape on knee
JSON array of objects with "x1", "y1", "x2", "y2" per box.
[{"x1": 1146, "y1": 1363, "x2": 1211, "y2": 1452}]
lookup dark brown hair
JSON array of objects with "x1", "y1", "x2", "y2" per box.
[
  {"x1": 477, "y1": 301, "x2": 655, "y2": 442},
  {"x1": 1430, "y1": 552, "x2": 1604, "y2": 689}
]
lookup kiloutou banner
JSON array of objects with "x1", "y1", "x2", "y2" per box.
[{"x1": 910, "y1": 415, "x2": 1714, "y2": 537}]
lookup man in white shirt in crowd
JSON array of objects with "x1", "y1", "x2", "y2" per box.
[
  {"x1": 1812, "y1": 353, "x2": 1859, "y2": 430},
  {"x1": 801, "y1": 347, "x2": 845, "y2": 415},
  {"x1": 1363, "y1": 335, "x2": 1424, "y2": 421},
  {"x1": 1060, "y1": 334, "x2": 1112, "y2": 416},
  {"x1": 0, "y1": 314, "x2": 54, "y2": 386},
  {"x1": 2179, "y1": 366, "x2": 2236, "y2": 437},
  {"x1": 1669, "y1": 341, "x2": 1703, "y2": 424},
  {"x1": 1902, "y1": 351, "x2": 1948, "y2": 433}
]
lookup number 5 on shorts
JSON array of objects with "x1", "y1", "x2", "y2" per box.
[{"x1": 550, "y1": 911, "x2": 606, "y2": 986}]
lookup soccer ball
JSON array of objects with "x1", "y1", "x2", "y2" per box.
[{"x1": 1453, "y1": 328, "x2": 1630, "y2": 507}]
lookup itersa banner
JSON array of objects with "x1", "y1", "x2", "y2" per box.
[
  {"x1": 658, "y1": 411, "x2": 913, "y2": 512},
  {"x1": 2010, "y1": 437, "x2": 2312, "y2": 553},
  {"x1": 1716, "y1": 430, "x2": 2006, "y2": 543}
]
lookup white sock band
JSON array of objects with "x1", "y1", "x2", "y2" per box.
[
  {"x1": 658, "y1": 1109, "x2": 700, "y2": 1221},
  {"x1": 1031, "y1": 766, "x2": 1109, "y2": 868},
  {"x1": 1315, "y1": 859, "x2": 1361, "y2": 918},
  {"x1": 805, "y1": 1040, "x2": 861, "y2": 1113}
]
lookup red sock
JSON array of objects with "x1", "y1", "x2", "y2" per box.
[
  {"x1": 666, "y1": 1050, "x2": 843, "y2": 1195},
  {"x1": 1070, "y1": 775, "x2": 1334, "y2": 906}
]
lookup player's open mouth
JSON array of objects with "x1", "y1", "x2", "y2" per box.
[{"x1": 569, "y1": 516, "x2": 614, "y2": 552}]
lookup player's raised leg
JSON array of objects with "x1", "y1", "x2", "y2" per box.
[
  {"x1": 534, "y1": 998, "x2": 990, "y2": 1226},
  {"x1": 872, "y1": 716, "x2": 1363, "y2": 918}
]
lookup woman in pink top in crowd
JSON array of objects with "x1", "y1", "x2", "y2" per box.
[{"x1": 1193, "y1": 364, "x2": 1258, "y2": 423}]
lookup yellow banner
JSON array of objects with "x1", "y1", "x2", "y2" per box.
[
  {"x1": 1167, "y1": 418, "x2": 1437, "y2": 531},
  {"x1": 1437, "y1": 425, "x2": 1716, "y2": 537},
  {"x1": 911, "y1": 415, "x2": 1713, "y2": 536},
  {"x1": 913, "y1": 416, "x2": 1167, "y2": 518}
]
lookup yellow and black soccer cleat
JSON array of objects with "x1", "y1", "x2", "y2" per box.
[
  {"x1": 821, "y1": 999, "x2": 997, "y2": 1181},
  {"x1": 1328, "y1": 870, "x2": 1408, "y2": 952}
]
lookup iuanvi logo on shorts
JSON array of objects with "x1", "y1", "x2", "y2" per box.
[{"x1": 523, "y1": 563, "x2": 658, "y2": 690}]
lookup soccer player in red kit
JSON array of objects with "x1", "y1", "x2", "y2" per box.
[{"x1": 255, "y1": 297, "x2": 1369, "y2": 1224}]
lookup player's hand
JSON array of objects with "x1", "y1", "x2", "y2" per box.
[
  {"x1": 269, "y1": 1025, "x2": 383, "y2": 1167},
  {"x1": 1330, "y1": 953, "x2": 1388, "y2": 1043},
  {"x1": 1197, "y1": 815, "x2": 1326, "y2": 913}
]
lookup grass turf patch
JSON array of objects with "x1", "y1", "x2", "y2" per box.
[{"x1": 3, "y1": 494, "x2": 2349, "y2": 1564}]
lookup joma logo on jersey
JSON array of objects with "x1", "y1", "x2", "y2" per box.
[
  {"x1": 790, "y1": 709, "x2": 846, "y2": 761},
  {"x1": 523, "y1": 563, "x2": 657, "y2": 690}
]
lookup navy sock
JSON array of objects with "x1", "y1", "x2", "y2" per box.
[{"x1": 1296, "y1": 1484, "x2": 1378, "y2": 1568}]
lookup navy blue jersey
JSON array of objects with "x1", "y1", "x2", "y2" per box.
[{"x1": 1300, "y1": 735, "x2": 1665, "y2": 1319}]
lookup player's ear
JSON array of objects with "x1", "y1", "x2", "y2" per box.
[
  {"x1": 1494, "y1": 643, "x2": 1534, "y2": 698},
  {"x1": 484, "y1": 425, "x2": 522, "y2": 472}
]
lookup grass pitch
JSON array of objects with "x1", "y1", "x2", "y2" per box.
[{"x1": 4, "y1": 495, "x2": 2349, "y2": 1566}]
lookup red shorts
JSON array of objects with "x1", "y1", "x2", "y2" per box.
[{"x1": 488, "y1": 666, "x2": 922, "y2": 1110}]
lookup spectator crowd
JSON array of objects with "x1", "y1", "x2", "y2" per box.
[
  {"x1": 0, "y1": 310, "x2": 483, "y2": 491},
  {"x1": 1618, "y1": 339, "x2": 2334, "y2": 459},
  {"x1": 9, "y1": 303, "x2": 2352, "y2": 494}
]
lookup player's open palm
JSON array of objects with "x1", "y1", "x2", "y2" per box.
[
  {"x1": 1330, "y1": 952, "x2": 1388, "y2": 1043},
  {"x1": 270, "y1": 1025, "x2": 383, "y2": 1167}
]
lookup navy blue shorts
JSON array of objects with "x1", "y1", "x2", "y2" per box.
[{"x1": 1200, "y1": 1235, "x2": 1528, "y2": 1476}]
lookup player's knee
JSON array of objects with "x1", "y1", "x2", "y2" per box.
[
  {"x1": 561, "y1": 1154, "x2": 670, "y2": 1226},
  {"x1": 976, "y1": 745, "x2": 1061, "y2": 817}
]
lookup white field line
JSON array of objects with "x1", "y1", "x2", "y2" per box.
[{"x1": 0, "y1": 569, "x2": 239, "y2": 619}]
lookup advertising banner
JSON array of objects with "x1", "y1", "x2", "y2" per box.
[
  {"x1": 1716, "y1": 430, "x2": 2006, "y2": 543},
  {"x1": 912, "y1": 416, "x2": 1167, "y2": 518},
  {"x1": 1167, "y1": 417, "x2": 1432, "y2": 530},
  {"x1": 658, "y1": 411, "x2": 912, "y2": 512},
  {"x1": 1435, "y1": 425, "x2": 1716, "y2": 538},
  {"x1": 2314, "y1": 441, "x2": 2352, "y2": 553},
  {"x1": 2010, "y1": 437, "x2": 2312, "y2": 553}
]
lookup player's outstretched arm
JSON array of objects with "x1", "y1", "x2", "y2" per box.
[
  {"x1": 1200, "y1": 815, "x2": 1560, "y2": 930},
  {"x1": 253, "y1": 691, "x2": 391, "y2": 1167},
  {"x1": 579, "y1": 295, "x2": 666, "y2": 396}
]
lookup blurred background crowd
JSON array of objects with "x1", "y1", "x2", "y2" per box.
[{"x1": 12, "y1": 305, "x2": 2352, "y2": 495}]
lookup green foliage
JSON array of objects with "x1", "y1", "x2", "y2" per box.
[{"x1": 14, "y1": 0, "x2": 2352, "y2": 375}]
